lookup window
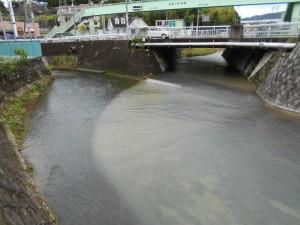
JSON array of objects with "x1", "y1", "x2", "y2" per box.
[
  {"x1": 121, "y1": 18, "x2": 126, "y2": 24},
  {"x1": 115, "y1": 18, "x2": 120, "y2": 24}
]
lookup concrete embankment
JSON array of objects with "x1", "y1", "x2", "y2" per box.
[
  {"x1": 223, "y1": 44, "x2": 300, "y2": 113},
  {"x1": 0, "y1": 58, "x2": 56, "y2": 225},
  {"x1": 42, "y1": 40, "x2": 177, "y2": 76}
]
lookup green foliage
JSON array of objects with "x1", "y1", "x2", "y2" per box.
[
  {"x1": 1, "y1": 81, "x2": 49, "y2": 145},
  {"x1": 132, "y1": 37, "x2": 143, "y2": 44},
  {"x1": 14, "y1": 48, "x2": 28, "y2": 61},
  {"x1": 181, "y1": 48, "x2": 220, "y2": 57},
  {"x1": 48, "y1": 55, "x2": 78, "y2": 69},
  {"x1": 35, "y1": 14, "x2": 58, "y2": 23},
  {"x1": 0, "y1": 57, "x2": 19, "y2": 79},
  {"x1": 0, "y1": 49, "x2": 29, "y2": 79},
  {"x1": 78, "y1": 24, "x2": 88, "y2": 32}
]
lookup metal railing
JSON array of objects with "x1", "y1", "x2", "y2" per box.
[
  {"x1": 41, "y1": 33, "x2": 128, "y2": 43},
  {"x1": 45, "y1": 9, "x2": 85, "y2": 38},
  {"x1": 243, "y1": 22, "x2": 300, "y2": 38},
  {"x1": 44, "y1": 22, "x2": 300, "y2": 41},
  {"x1": 147, "y1": 26, "x2": 231, "y2": 39}
]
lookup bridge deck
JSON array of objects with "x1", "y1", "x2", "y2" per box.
[{"x1": 135, "y1": 41, "x2": 296, "y2": 49}]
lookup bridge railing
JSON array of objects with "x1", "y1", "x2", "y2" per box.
[
  {"x1": 147, "y1": 26, "x2": 231, "y2": 39},
  {"x1": 41, "y1": 33, "x2": 128, "y2": 43},
  {"x1": 243, "y1": 22, "x2": 300, "y2": 38},
  {"x1": 45, "y1": 9, "x2": 86, "y2": 38}
]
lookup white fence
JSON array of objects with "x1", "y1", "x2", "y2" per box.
[
  {"x1": 147, "y1": 26, "x2": 231, "y2": 39},
  {"x1": 42, "y1": 22, "x2": 300, "y2": 42},
  {"x1": 243, "y1": 22, "x2": 300, "y2": 38},
  {"x1": 40, "y1": 33, "x2": 128, "y2": 43}
]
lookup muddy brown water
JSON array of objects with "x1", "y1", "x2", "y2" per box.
[{"x1": 24, "y1": 53, "x2": 300, "y2": 225}]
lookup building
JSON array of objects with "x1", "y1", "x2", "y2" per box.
[
  {"x1": 107, "y1": 16, "x2": 127, "y2": 33},
  {"x1": 0, "y1": 21, "x2": 40, "y2": 38},
  {"x1": 57, "y1": 4, "x2": 88, "y2": 25},
  {"x1": 107, "y1": 16, "x2": 148, "y2": 36}
]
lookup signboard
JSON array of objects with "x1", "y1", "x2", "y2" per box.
[
  {"x1": 168, "y1": 20, "x2": 176, "y2": 27},
  {"x1": 202, "y1": 15, "x2": 210, "y2": 22}
]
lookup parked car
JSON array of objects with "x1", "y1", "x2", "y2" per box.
[{"x1": 147, "y1": 28, "x2": 170, "y2": 39}]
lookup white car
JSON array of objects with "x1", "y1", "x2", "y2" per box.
[{"x1": 147, "y1": 28, "x2": 170, "y2": 39}]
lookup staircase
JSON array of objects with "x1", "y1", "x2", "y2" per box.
[{"x1": 45, "y1": 9, "x2": 85, "y2": 38}]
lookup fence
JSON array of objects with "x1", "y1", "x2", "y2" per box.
[
  {"x1": 243, "y1": 22, "x2": 300, "y2": 38},
  {"x1": 0, "y1": 40, "x2": 42, "y2": 57},
  {"x1": 147, "y1": 26, "x2": 231, "y2": 39}
]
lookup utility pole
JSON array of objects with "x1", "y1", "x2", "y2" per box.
[
  {"x1": 30, "y1": 3, "x2": 35, "y2": 38},
  {"x1": 101, "y1": 0, "x2": 105, "y2": 32},
  {"x1": 125, "y1": 0, "x2": 129, "y2": 39},
  {"x1": 196, "y1": 8, "x2": 200, "y2": 38},
  {"x1": 7, "y1": 0, "x2": 18, "y2": 38},
  {"x1": 0, "y1": 11, "x2": 7, "y2": 39},
  {"x1": 24, "y1": 0, "x2": 29, "y2": 38}
]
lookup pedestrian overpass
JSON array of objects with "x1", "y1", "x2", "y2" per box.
[{"x1": 46, "y1": 0, "x2": 300, "y2": 38}]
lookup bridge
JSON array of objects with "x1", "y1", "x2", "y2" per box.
[
  {"x1": 46, "y1": 0, "x2": 300, "y2": 38},
  {"x1": 42, "y1": 22, "x2": 300, "y2": 50}
]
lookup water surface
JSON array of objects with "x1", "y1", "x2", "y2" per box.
[{"x1": 25, "y1": 54, "x2": 300, "y2": 225}]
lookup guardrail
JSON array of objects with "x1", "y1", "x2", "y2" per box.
[
  {"x1": 0, "y1": 40, "x2": 42, "y2": 57},
  {"x1": 243, "y1": 22, "x2": 300, "y2": 38},
  {"x1": 40, "y1": 33, "x2": 128, "y2": 43},
  {"x1": 147, "y1": 26, "x2": 231, "y2": 39},
  {"x1": 43, "y1": 22, "x2": 300, "y2": 42}
]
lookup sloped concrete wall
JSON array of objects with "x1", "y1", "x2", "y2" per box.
[
  {"x1": 42, "y1": 40, "x2": 177, "y2": 75},
  {"x1": 223, "y1": 45, "x2": 300, "y2": 113},
  {"x1": 0, "y1": 123, "x2": 56, "y2": 225},
  {"x1": 257, "y1": 44, "x2": 300, "y2": 113},
  {"x1": 0, "y1": 57, "x2": 51, "y2": 105},
  {"x1": 0, "y1": 58, "x2": 55, "y2": 224}
]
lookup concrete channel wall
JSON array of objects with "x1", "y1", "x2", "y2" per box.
[
  {"x1": 223, "y1": 44, "x2": 300, "y2": 113},
  {"x1": 41, "y1": 40, "x2": 177, "y2": 75}
]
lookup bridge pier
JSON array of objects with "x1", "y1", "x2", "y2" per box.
[
  {"x1": 89, "y1": 17, "x2": 96, "y2": 35},
  {"x1": 285, "y1": 3, "x2": 300, "y2": 22}
]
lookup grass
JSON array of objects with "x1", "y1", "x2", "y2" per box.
[
  {"x1": 1, "y1": 78, "x2": 52, "y2": 146},
  {"x1": 181, "y1": 48, "x2": 221, "y2": 57},
  {"x1": 47, "y1": 55, "x2": 78, "y2": 69}
]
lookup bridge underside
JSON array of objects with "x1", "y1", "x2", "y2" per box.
[{"x1": 137, "y1": 41, "x2": 296, "y2": 49}]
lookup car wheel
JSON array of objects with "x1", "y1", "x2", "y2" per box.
[{"x1": 161, "y1": 33, "x2": 167, "y2": 39}]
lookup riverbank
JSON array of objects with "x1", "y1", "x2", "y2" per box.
[
  {"x1": 223, "y1": 44, "x2": 300, "y2": 114},
  {"x1": 0, "y1": 57, "x2": 57, "y2": 225}
]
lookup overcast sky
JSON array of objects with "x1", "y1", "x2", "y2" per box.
[{"x1": 235, "y1": 4, "x2": 288, "y2": 18}]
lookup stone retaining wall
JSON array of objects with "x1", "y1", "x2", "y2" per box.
[
  {"x1": 0, "y1": 123, "x2": 56, "y2": 225},
  {"x1": 0, "y1": 58, "x2": 56, "y2": 225},
  {"x1": 0, "y1": 57, "x2": 51, "y2": 106},
  {"x1": 223, "y1": 45, "x2": 300, "y2": 113},
  {"x1": 257, "y1": 44, "x2": 300, "y2": 113}
]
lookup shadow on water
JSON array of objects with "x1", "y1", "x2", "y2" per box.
[
  {"x1": 24, "y1": 70, "x2": 140, "y2": 225},
  {"x1": 155, "y1": 52, "x2": 254, "y2": 92}
]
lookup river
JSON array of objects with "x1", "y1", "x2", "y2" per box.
[{"x1": 24, "y1": 53, "x2": 300, "y2": 225}]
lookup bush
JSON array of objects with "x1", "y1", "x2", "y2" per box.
[
  {"x1": 14, "y1": 48, "x2": 28, "y2": 61},
  {"x1": 0, "y1": 57, "x2": 18, "y2": 79},
  {"x1": 0, "y1": 49, "x2": 29, "y2": 79}
]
